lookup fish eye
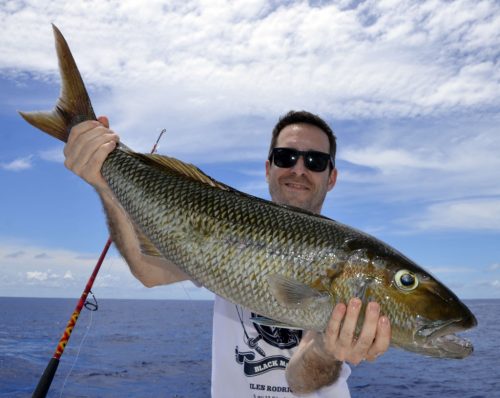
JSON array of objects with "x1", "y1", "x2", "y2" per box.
[{"x1": 395, "y1": 270, "x2": 419, "y2": 291}]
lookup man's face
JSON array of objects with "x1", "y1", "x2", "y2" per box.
[{"x1": 266, "y1": 123, "x2": 337, "y2": 214}]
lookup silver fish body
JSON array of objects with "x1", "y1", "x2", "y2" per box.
[{"x1": 102, "y1": 148, "x2": 476, "y2": 359}]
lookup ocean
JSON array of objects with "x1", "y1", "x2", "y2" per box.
[{"x1": 0, "y1": 298, "x2": 498, "y2": 397}]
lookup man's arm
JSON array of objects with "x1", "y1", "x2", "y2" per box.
[
  {"x1": 64, "y1": 117, "x2": 190, "y2": 287},
  {"x1": 286, "y1": 298, "x2": 391, "y2": 395}
]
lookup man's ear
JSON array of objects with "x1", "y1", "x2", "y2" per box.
[
  {"x1": 327, "y1": 167, "x2": 338, "y2": 191},
  {"x1": 265, "y1": 159, "x2": 271, "y2": 183}
]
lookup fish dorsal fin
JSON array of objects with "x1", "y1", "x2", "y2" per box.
[
  {"x1": 131, "y1": 153, "x2": 231, "y2": 191},
  {"x1": 131, "y1": 153, "x2": 344, "y2": 231},
  {"x1": 267, "y1": 274, "x2": 330, "y2": 309},
  {"x1": 131, "y1": 153, "x2": 344, "y2": 227}
]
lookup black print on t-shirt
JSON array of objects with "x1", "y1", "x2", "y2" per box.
[
  {"x1": 251, "y1": 312, "x2": 302, "y2": 350},
  {"x1": 235, "y1": 349, "x2": 289, "y2": 377}
]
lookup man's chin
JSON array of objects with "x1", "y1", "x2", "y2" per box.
[
  {"x1": 281, "y1": 192, "x2": 325, "y2": 214},
  {"x1": 269, "y1": 186, "x2": 317, "y2": 213},
  {"x1": 282, "y1": 197, "x2": 314, "y2": 212}
]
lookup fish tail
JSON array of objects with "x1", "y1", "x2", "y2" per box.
[{"x1": 18, "y1": 24, "x2": 96, "y2": 142}]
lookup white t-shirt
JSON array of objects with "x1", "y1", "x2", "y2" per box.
[{"x1": 211, "y1": 295, "x2": 351, "y2": 398}]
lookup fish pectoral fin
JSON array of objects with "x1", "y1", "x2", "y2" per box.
[
  {"x1": 267, "y1": 274, "x2": 330, "y2": 309},
  {"x1": 133, "y1": 222, "x2": 204, "y2": 287},
  {"x1": 133, "y1": 224, "x2": 163, "y2": 257},
  {"x1": 250, "y1": 316, "x2": 303, "y2": 330}
]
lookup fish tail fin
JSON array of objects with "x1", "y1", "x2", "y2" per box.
[{"x1": 18, "y1": 24, "x2": 96, "y2": 142}]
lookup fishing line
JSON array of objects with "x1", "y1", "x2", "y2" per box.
[
  {"x1": 235, "y1": 305, "x2": 266, "y2": 356},
  {"x1": 181, "y1": 280, "x2": 194, "y2": 301},
  {"x1": 58, "y1": 293, "x2": 98, "y2": 398}
]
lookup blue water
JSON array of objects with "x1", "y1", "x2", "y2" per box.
[{"x1": 0, "y1": 298, "x2": 498, "y2": 397}]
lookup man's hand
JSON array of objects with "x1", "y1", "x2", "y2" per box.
[
  {"x1": 286, "y1": 298, "x2": 391, "y2": 394},
  {"x1": 63, "y1": 116, "x2": 119, "y2": 191},
  {"x1": 323, "y1": 298, "x2": 391, "y2": 365}
]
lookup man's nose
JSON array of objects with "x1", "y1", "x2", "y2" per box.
[{"x1": 290, "y1": 156, "x2": 307, "y2": 175}]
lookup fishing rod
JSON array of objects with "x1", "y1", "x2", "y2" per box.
[{"x1": 32, "y1": 129, "x2": 166, "y2": 398}]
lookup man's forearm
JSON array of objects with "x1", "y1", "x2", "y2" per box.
[{"x1": 286, "y1": 332, "x2": 343, "y2": 395}]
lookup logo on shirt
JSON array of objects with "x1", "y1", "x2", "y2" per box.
[
  {"x1": 251, "y1": 313, "x2": 302, "y2": 350},
  {"x1": 235, "y1": 349, "x2": 289, "y2": 376},
  {"x1": 234, "y1": 310, "x2": 303, "y2": 377}
]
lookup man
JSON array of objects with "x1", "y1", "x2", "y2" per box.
[{"x1": 64, "y1": 110, "x2": 391, "y2": 397}]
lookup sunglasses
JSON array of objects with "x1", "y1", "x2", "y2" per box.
[{"x1": 269, "y1": 147, "x2": 334, "y2": 172}]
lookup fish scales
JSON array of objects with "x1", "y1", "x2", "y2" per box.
[{"x1": 102, "y1": 149, "x2": 343, "y2": 330}]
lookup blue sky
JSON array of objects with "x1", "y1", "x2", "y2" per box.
[{"x1": 1, "y1": 0, "x2": 499, "y2": 300}]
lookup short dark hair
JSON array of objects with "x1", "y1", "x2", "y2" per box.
[{"x1": 268, "y1": 110, "x2": 337, "y2": 168}]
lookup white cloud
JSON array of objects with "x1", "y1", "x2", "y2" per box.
[
  {"x1": 2, "y1": 1, "x2": 498, "y2": 185},
  {"x1": 342, "y1": 147, "x2": 437, "y2": 171},
  {"x1": 485, "y1": 279, "x2": 500, "y2": 289},
  {"x1": 404, "y1": 198, "x2": 500, "y2": 231},
  {"x1": 0, "y1": 155, "x2": 33, "y2": 171},
  {"x1": 26, "y1": 271, "x2": 48, "y2": 281},
  {"x1": 39, "y1": 147, "x2": 64, "y2": 163},
  {"x1": 0, "y1": 241, "x2": 128, "y2": 292},
  {"x1": 335, "y1": 114, "x2": 500, "y2": 218},
  {"x1": 1, "y1": 1, "x2": 498, "y2": 131},
  {"x1": 0, "y1": 240, "x2": 211, "y2": 299}
]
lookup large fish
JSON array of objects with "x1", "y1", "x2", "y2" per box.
[{"x1": 20, "y1": 25, "x2": 476, "y2": 359}]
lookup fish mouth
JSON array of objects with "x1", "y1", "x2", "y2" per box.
[{"x1": 416, "y1": 315, "x2": 477, "y2": 359}]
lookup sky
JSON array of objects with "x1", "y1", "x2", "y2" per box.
[{"x1": 0, "y1": 0, "x2": 499, "y2": 301}]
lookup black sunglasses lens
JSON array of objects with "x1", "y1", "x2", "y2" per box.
[
  {"x1": 273, "y1": 148, "x2": 298, "y2": 168},
  {"x1": 305, "y1": 152, "x2": 330, "y2": 172}
]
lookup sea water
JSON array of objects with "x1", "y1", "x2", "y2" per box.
[{"x1": 0, "y1": 298, "x2": 498, "y2": 397}]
